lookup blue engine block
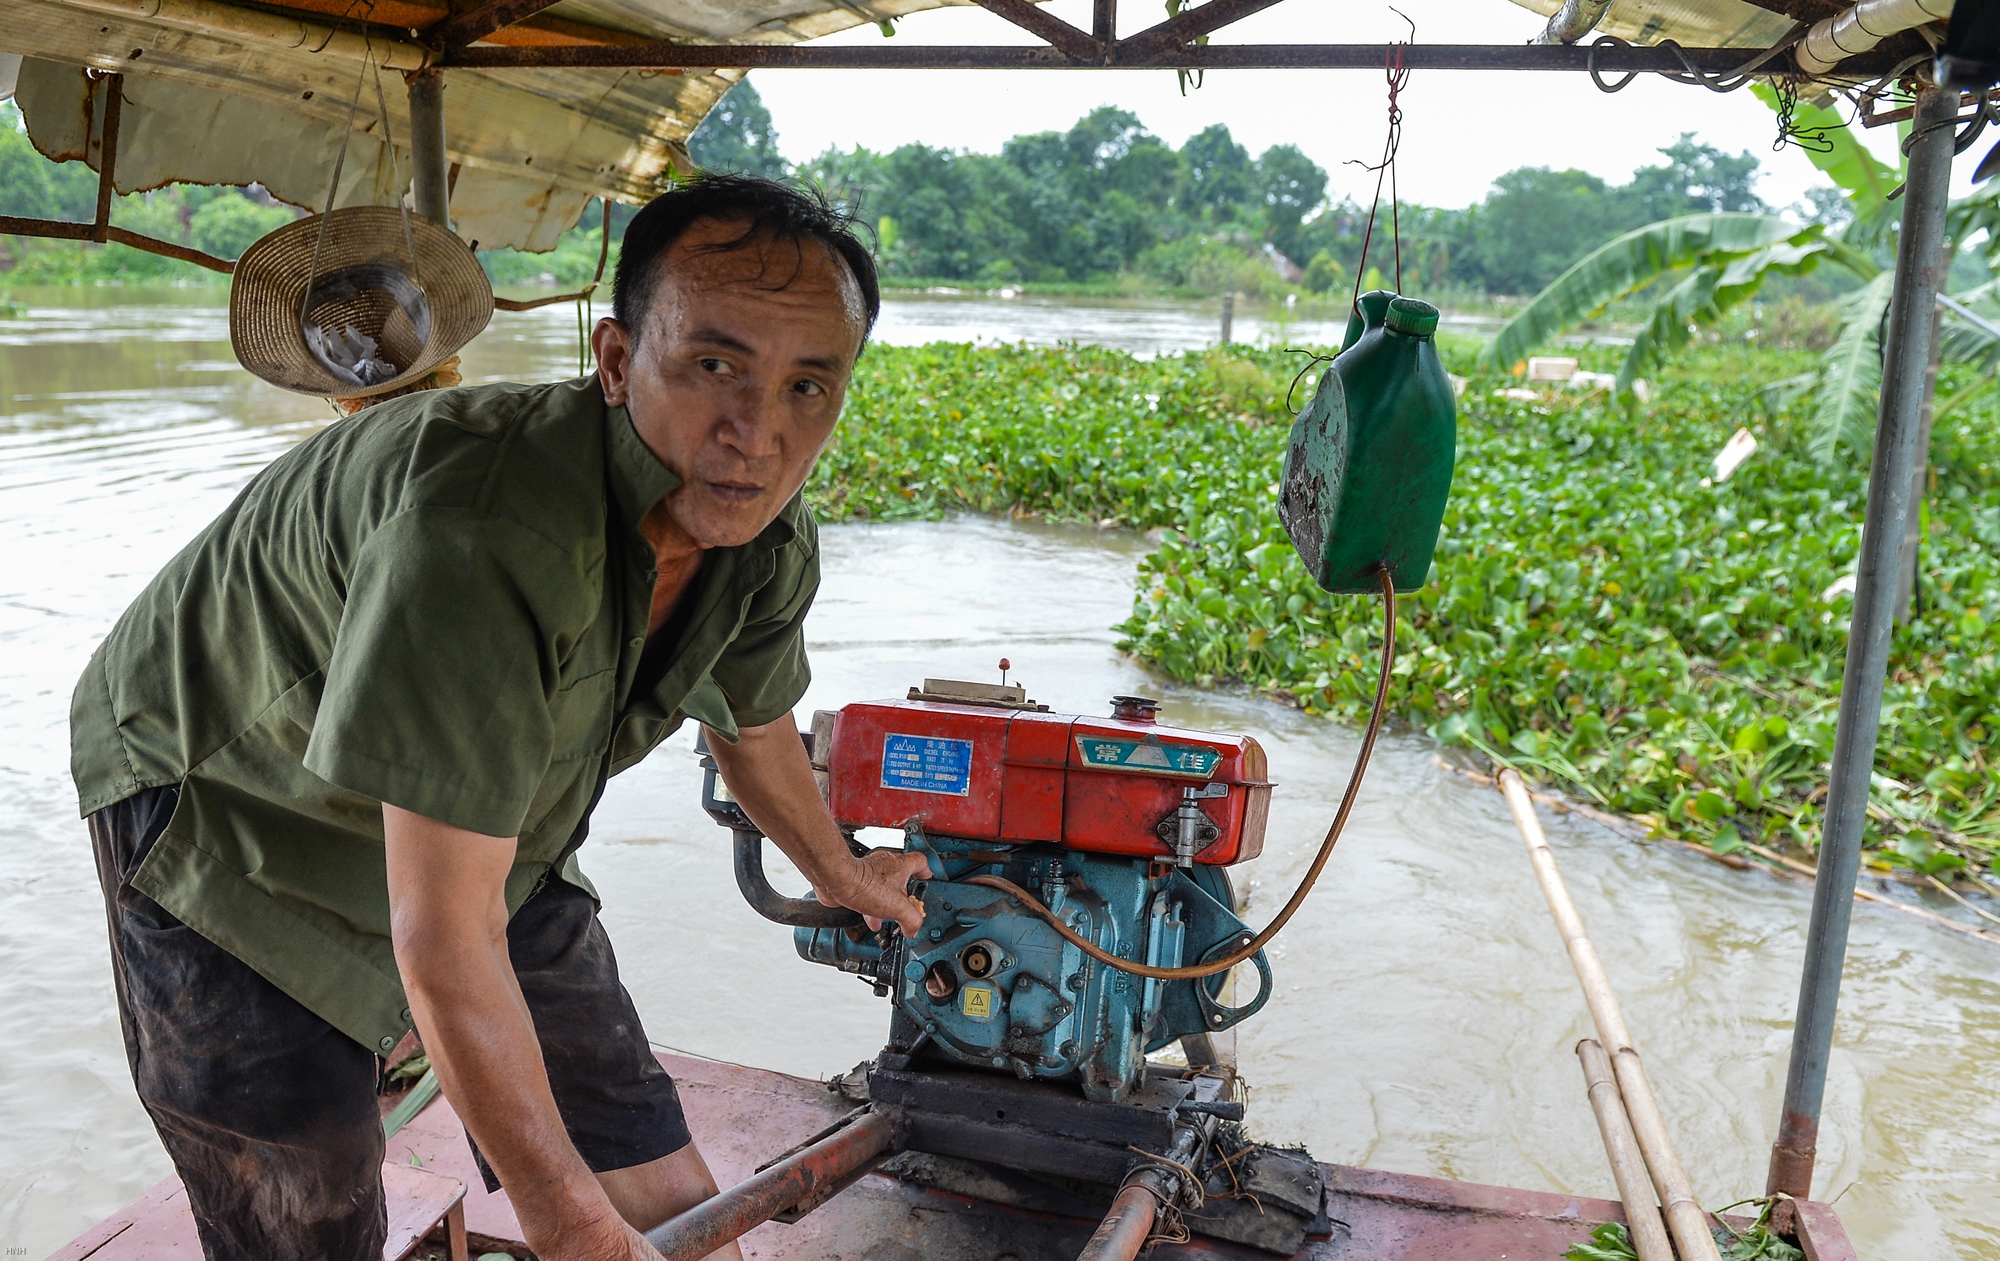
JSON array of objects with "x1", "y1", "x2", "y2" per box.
[{"x1": 796, "y1": 828, "x2": 1271, "y2": 1102}]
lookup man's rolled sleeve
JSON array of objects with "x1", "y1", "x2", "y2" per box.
[
  {"x1": 304, "y1": 509, "x2": 586, "y2": 837},
  {"x1": 707, "y1": 542, "x2": 820, "y2": 732}
]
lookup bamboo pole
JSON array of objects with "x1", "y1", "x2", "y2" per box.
[
  {"x1": 1498, "y1": 769, "x2": 1722, "y2": 1261},
  {"x1": 1576, "y1": 1039, "x2": 1673, "y2": 1261}
]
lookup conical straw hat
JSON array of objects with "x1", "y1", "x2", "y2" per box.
[{"x1": 231, "y1": 206, "x2": 493, "y2": 399}]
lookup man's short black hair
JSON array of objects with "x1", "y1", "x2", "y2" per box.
[{"x1": 611, "y1": 173, "x2": 880, "y2": 353}]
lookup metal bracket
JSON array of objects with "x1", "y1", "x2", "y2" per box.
[{"x1": 1155, "y1": 782, "x2": 1227, "y2": 865}]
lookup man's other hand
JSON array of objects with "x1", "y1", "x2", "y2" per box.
[
  {"x1": 813, "y1": 847, "x2": 932, "y2": 939},
  {"x1": 568, "y1": 1213, "x2": 668, "y2": 1261}
]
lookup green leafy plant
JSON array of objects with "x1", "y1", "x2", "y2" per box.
[{"x1": 1562, "y1": 1212, "x2": 1804, "y2": 1261}]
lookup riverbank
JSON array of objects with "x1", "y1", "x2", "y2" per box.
[{"x1": 822, "y1": 338, "x2": 2000, "y2": 886}]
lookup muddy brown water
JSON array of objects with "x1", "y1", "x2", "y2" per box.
[{"x1": 1, "y1": 290, "x2": 1993, "y2": 1258}]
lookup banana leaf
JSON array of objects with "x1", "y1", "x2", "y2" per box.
[
  {"x1": 1807, "y1": 272, "x2": 1894, "y2": 462},
  {"x1": 1485, "y1": 213, "x2": 1802, "y2": 371},
  {"x1": 1947, "y1": 181, "x2": 2000, "y2": 268},
  {"x1": 1615, "y1": 237, "x2": 1830, "y2": 397},
  {"x1": 1938, "y1": 295, "x2": 2000, "y2": 374}
]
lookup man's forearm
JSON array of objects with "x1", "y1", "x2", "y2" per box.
[
  {"x1": 383, "y1": 805, "x2": 640, "y2": 1259},
  {"x1": 402, "y1": 934, "x2": 618, "y2": 1250}
]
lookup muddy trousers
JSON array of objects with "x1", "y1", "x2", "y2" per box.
[{"x1": 89, "y1": 785, "x2": 693, "y2": 1261}]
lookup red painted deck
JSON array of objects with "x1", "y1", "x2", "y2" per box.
[
  {"x1": 53, "y1": 1052, "x2": 1860, "y2": 1261},
  {"x1": 48, "y1": 1162, "x2": 466, "y2": 1261}
]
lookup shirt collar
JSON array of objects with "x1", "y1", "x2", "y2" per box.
[
  {"x1": 601, "y1": 384, "x2": 799, "y2": 550},
  {"x1": 604, "y1": 392, "x2": 681, "y2": 534}
]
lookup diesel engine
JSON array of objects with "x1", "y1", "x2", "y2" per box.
[{"x1": 706, "y1": 675, "x2": 1275, "y2": 1104}]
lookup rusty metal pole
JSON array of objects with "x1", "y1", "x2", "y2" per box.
[
  {"x1": 1075, "y1": 1182, "x2": 1163, "y2": 1261},
  {"x1": 406, "y1": 67, "x2": 452, "y2": 228},
  {"x1": 1093, "y1": 0, "x2": 1117, "y2": 59},
  {"x1": 643, "y1": 1111, "x2": 896, "y2": 1260},
  {"x1": 1766, "y1": 80, "x2": 1958, "y2": 1203},
  {"x1": 1074, "y1": 1116, "x2": 1209, "y2": 1261},
  {"x1": 91, "y1": 72, "x2": 123, "y2": 242}
]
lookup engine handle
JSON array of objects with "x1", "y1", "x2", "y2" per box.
[{"x1": 733, "y1": 828, "x2": 867, "y2": 929}]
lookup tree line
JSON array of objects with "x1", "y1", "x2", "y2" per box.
[
  {"x1": 691, "y1": 81, "x2": 1816, "y2": 297},
  {"x1": 0, "y1": 102, "x2": 296, "y2": 281},
  {"x1": 5, "y1": 84, "x2": 1824, "y2": 299}
]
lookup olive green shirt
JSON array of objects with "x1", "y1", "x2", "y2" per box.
[{"x1": 71, "y1": 377, "x2": 819, "y2": 1053}]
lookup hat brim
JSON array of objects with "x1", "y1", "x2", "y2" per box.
[{"x1": 231, "y1": 207, "x2": 494, "y2": 399}]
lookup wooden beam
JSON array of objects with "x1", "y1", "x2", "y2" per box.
[
  {"x1": 425, "y1": 0, "x2": 566, "y2": 48},
  {"x1": 969, "y1": 0, "x2": 1099, "y2": 60},
  {"x1": 486, "y1": 16, "x2": 667, "y2": 48},
  {"x1": 92, "y1": 72, "x2": 122, "y2": 242},
  {"x1": 0, "y1": 215, "x2": 235, "y2": 272},
  {"x1": 249, "y1": 0, "x2": 449, "y2": 32},
  {"x1": 1122, "y1": 0, "x2": 1289, "y2": 58}
]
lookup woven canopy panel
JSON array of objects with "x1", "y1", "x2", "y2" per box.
[{"x1": 1501, "y1": 0, "x2": 1799, "y2": 49}]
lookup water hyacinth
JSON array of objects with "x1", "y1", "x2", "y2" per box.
[{"x1": 816, "y1": 339, "x2": 2000, "y2": 875}]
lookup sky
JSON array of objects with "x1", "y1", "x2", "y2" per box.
[{"x1": 750, "y1": 0, "x2": 1954, "y2": 216}]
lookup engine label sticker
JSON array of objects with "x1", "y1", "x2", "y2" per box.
[
  {"x1": 881, "y1": 733, "x2": 974, "y2": 796},
  {"x1": 1075, "y1": 735, "x2": 1221, "y2": 778},
  {"x1": 960, "y1": 984, "x2": 995, "y2": 1020}
]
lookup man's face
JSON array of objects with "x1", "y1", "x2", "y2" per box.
[{"x1": 596, "y1": 217, "x2": 866, "y2": 550}]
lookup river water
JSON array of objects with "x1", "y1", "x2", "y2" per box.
[{"x1": 1, "y1": 288, "x2": 1994, "y2": 1259}]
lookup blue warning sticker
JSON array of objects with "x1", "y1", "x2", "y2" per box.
[{"x1": 881, "y1": 733, "x2": 974, "y2": 796}]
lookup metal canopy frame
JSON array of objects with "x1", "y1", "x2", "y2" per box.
[
  {"x1": 436, "y1": 41, "x2": 1902, "y2": 72},
  {"x1": 0, "y1": 71, "x2": 234, "y2": 273},
  {"x1": 415, "y1": 0, "x2": 1910, "y2": 74}
]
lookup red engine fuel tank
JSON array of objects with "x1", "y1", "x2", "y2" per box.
[{"x1": 825, "y1": 682, "x2": 1270, "y2": 865}]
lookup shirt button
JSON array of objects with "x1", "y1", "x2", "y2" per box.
[
  {"x1": 379, "y1": 1035, "x2": 396, "y2": 1051},
  {"x1": 629, "y1": 636, "x2": 645, "y2": 648},
  {"x1": 400, "y1": 1007, "x2": 413, "y2": 1023}
]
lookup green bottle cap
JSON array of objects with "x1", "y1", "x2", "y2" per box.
[{"x1": 1385, "y1": 297, "x2": 1440, "y2": 338}]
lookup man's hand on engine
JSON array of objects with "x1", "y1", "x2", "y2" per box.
[{"x1": 814, "y1": 847, "x2": 932, "y2": 938}]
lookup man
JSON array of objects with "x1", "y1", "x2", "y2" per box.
[{"x1": 72, "y1": 174, "x2": 931, "y2": 1261}]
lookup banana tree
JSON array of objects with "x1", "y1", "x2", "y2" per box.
[
  {"x1": 1487, "y1": 86, "x2": 2000, "y2": 464},
  {"x1": 1481, "y1": 212, "x2": 1867, "y2": 398}
]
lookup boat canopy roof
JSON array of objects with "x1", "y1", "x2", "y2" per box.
[
  {"x1": 0, "y1": 0, "x2": 1859, "y2": 250},
  {"x1": 2, "y1": 0, "x2": 958, "y2": 250}
]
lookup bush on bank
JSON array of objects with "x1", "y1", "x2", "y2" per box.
[{"x1": 818, "y1": 339, "x2": 2000, "y2": 875}]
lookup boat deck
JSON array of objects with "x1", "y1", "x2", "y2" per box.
[{"x1": 54, "y1": 1052, "x2": 1860, "y2": 1261}]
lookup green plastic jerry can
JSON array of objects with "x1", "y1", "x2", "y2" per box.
[{"x1": 1278, "y1": 294, "x2": 1457, "y2": 594}]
